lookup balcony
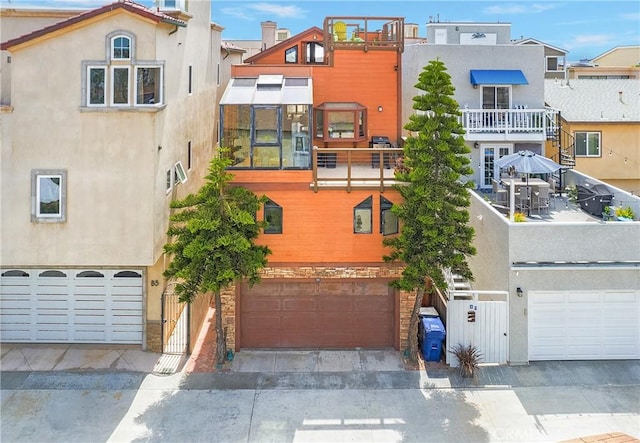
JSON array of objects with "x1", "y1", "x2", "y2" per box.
[
  {"x1": 460, "y1": 108, "x2": 558, "y2": 142},
  {"x1": 323, "y1": 17, "x2": 404, "y2": 53},
  {"x1": 312, "y1": 146, "x2": 404, "y2": 192}
]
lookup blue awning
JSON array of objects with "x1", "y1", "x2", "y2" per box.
[{"x1": 469, "y1": 70, "x2": 528, "y2": 85}]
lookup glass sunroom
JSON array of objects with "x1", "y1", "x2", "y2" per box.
[{"x1": 219, "y1": 75, "x2": 313, "y2": 169}]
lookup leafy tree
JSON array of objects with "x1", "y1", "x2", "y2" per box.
[
  {"x1": 384, "y1": 59, "x2": 476, "y2": 364},
  {"x1": 163, "y1": 147, "x2": 271, "y2": 364}
]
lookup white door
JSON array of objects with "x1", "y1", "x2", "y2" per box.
[
  {"x1": 528, "y1": 290, "x2": 640, "y2": 360},
  {"x1": 447, "y1": 295, "x2": 509, "y2": 366},
  {"x1": 480, "y1": 144, "x2": 512, "y2": 189},
  {"x1": 0, "y1": 268, "x2": 143, "y2": 344}
]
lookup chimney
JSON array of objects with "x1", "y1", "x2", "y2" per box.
[{"x1": 261, "y1": 21, "x2": 277, "y2": 51}]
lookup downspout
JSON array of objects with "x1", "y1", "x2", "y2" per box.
[{"x1": 169, "y1": 24, "x2": 179, "y2": 36}]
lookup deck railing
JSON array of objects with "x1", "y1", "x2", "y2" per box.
[
  {"x1": 460, "y1": 108, "x2": 552, "y2": 135},
  {"x1": 312, "y1": 146, "x2": 404, "y2": 192}
]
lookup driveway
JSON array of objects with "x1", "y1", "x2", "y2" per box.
[{"x1": 1, "y1": 354, "x2": 639, "y2": 443}]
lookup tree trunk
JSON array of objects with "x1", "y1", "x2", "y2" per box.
[
  {"x1": 407, "y1": 287, "x2": 424, "y2": 365},
  {"x1": 214, "y1": 290, "x2": 226, "y2": 365}
]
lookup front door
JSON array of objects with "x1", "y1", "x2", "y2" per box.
[{"x1": 480, "y1": 144, "x2": 512, "y2": 189}]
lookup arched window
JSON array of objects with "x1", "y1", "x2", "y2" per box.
[{"x1": 112, "y1": 36, "x2": 131, "y2": 60}]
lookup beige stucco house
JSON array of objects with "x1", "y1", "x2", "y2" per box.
[
  {"x1": 545, "y1": 78, "x2": 640, "y2": 195},
  {"x1": 0, "y1": 0, "x2": 221, "y2": 352}
]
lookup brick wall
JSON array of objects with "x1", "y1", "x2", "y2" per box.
[{"x1": 225, "y1": 265, "x2": 414, "y2": 351}]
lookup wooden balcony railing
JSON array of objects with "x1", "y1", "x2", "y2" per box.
[{"x1": 312, "y1": 146, "x2": 404, "y2": 192}]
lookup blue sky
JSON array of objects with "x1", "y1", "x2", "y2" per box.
[{"x1": 4, "y1": 0, "x2": 639, "y2": 62}]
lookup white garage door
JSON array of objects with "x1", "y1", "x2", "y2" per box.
[
  {"x1": 529, "y1": 290, "x2": 640, "y2": 361},
  {"x1": 0, "y1": 269, "x2": 143, "y2": 344}
]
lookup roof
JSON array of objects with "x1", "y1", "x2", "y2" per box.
[
  {"x1": 1, "y1": 0, "x2": 186, "y2": 51},
  {"x1": 544, "y1": 79, "x2": 640, "y2": 122},
  {"x1": 220, "y1": 75, "x2": 313, "y2": 105},
  {"x1": 470, "y1": 70, "x2": 528, "y2": 85},
  {"x1": 244, "y1": 26, "x2": 323, "y2": 64},
  {"x1": 512, "y1": 37, "x2": 567, "y2": 55},
  {"x1": 591, "y1": 45, "x2": 640, "y2": 63}
]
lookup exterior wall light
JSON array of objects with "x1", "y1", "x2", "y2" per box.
[
  {"x1": 378, "y1": 106, "x2": 383, "y2": 112},
  {"x1": 516, "y1": 287, "x2": 523, "y2": 297}
]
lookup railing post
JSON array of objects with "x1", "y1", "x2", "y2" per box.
[{"x1": 312, "y1": 147, "x2": 318, "y2": 193}]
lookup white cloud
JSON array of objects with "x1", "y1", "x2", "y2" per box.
[
  {"x1": 563, "y1": 34, "x2": 615, "y2": 50},
  {"x1": 249, "y1": 3, "x2": 306, "y2": 18},
  {"x1": 221, "y1": 3, "x2": 307, "y2": 21},
  {"x1": 619, "y1": 11, "x2": 640, "y2": 21},
  {"x1": 484, "y1": 3, "x2": 557, "y2": 15}
]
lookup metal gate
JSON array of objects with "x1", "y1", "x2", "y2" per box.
[
  {"x1": 446, "y1": 290, "x2": 509, "y2": 366},
  {"x1": 161, "y1": 282, "x2": 189, "y2": 354}
]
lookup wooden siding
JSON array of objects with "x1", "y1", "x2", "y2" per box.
[{"x1": 233, "y1": 174, "x2": 401, "y2": 263}]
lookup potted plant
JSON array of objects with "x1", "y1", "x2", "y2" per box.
[
  {"x1": 450, "y1": 343, "x2": 482, "y2": 378},
  {"x1": 603, "y1": 206, "x2": 613, "y2": 221},
  {"x1": 513, "y1": 212, "x2": 527, "y2": 222},
  {"x1": 615, "y1": 206, "x2": 635, "y2": 221}
]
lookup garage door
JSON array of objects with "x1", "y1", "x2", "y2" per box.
[
  {"x1": 240, "y1": 280, "x2": 396, "y2": 348},
  {"x1": 0, "y1": 268, "x2": 143, "y2": 344},
  {"x1": 529, "y1": 290, "x2": 640, "y2": 360}
]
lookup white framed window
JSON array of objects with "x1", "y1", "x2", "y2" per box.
[
  {"x1": 135, "y1": 66, "x2": 162, "y2": 105},
  {"x1": 575, "y1": 131, "x2": 601, "y2": 157},
  {"x1": 166, "y1": 168, "x2": 173, "y2": 193},
  {"x1": 111, "y1": 66, "x2": 130, "y2": 105},
  {"x1": 159, "y1": 0, "x2": 186, "y2": 11},
  {"x1": 87, "y1": 66, "x2": 106, "y2": 106},
  {"x1": 111, "y1": 36, "x2": 131, "y2": 60},
  {"x1": 546, "y1": 56, "x2": 563, "y2": 72},
  {"x1": 31, "y1": 169, "x2": 66, "y2": 222},
  {"x1": 174, "y1": 161, "x2": 188, "y2": 184}
]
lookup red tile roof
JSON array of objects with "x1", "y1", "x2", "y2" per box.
[{"x1": 1, "y1": 0, "x2": 186, "y2": 51}]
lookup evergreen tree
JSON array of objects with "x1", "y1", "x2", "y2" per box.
[
  {"x1": 384, "y1": 59, "x2": 476, "y2": 364},
  {"x1": 164, "y1": 147, "x2": 271, "y2": 364}
]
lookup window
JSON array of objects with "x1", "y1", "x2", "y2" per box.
[
  {"x1": 31, "y1": 169, "x2": 66, "y2": 222},
  {"x1": 160, "y1": 0, "x2": 186, "y2": 10},
  {"x1": 83, "y1": 32, "x2": 164, "y2": 108},
  {"x1": 305, "y1": 42, "x2": 324, "y2": 64},
  {"x1": 253, "y1": 107, "x2": 279, "y2": 145},
  {"x1": 482, "y1": 86, "x2": 510, "y2": 109},
  {"x1": 174, "y1": 161, "x2": 188, "y2": 184},
  {"x1": 285, "y1": 46, "x2": 298, "y2": 63},
  {"x1": 111, "y1": 36, "x2": 130, "y2": 60},
  {"x1": 112, "y1": 66, "x2": 130, "y2": 105},
  {"x1": 264, "y1": 199, "x2": 283, "y2": 234},
  {"x1": 166, "y1": 168, "x2": 173, "y2": 193},
  {"x1": 380, "y1": 196, "x2": 398, "y2": 235},
  {"x1": 575, "y1": 132, "x2": 601, "y2": 157},
  {"x1": 314, "y1": 102, "x2": 367, "y2": 141},
  {"x1": 546, "y1": 56, "x2": 563, "y2": 72},
  {"x1": 87, "y1": 66, "x2": 106, "y2": 106},
  {"x1": 187, "y1": 141, "x2": 192, "y2": 170},
  {"x1": 354, "y1": 196, "x2": 373, "y2": 234},
  {"x1": 135, "y1": 66, "x2": 162, "y2": 105}
]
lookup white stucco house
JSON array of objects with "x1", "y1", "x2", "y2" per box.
[{"x1": 402, "y1": 21, "x2": 640, "y2": 365}]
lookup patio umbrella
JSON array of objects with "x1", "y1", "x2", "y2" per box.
[
  {"x1": 495, "y1": 150, "x2": 562, "y2": 217},
  {"x1": 495, "y1": 150, "x2": 562, "y2": 175}
]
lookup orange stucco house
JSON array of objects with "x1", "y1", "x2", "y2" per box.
[{"x1": 218, "y1": 17, "x2": 415, "y2": 352}]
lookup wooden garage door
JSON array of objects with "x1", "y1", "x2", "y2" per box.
[{"x1": 240, "y1": 280, "x2": 396, "y2": 348}]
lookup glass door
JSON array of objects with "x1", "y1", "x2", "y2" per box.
[{"x1": 480, "y1": 144, "x2": 512, "y2": 188}]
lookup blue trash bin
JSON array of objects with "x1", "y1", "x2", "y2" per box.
[{"x1": 419, "y1": 316, "x2": 446, "y2": 361}]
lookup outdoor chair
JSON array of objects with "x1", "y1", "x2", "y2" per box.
[
  {"x1": 492, "y1": 179, "x2": 508, "y2": 205},
  {"x1": 532, "y1": 191, "x2": 550, "y2": 215}
]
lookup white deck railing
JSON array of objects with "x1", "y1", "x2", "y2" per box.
[{"x1": 460, "y1": 108, "x2": 557, "y2": 135}]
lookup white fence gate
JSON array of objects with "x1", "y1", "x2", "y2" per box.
[{"x1": 446, "y1": 291, "x2": 509, "y2": 366}]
